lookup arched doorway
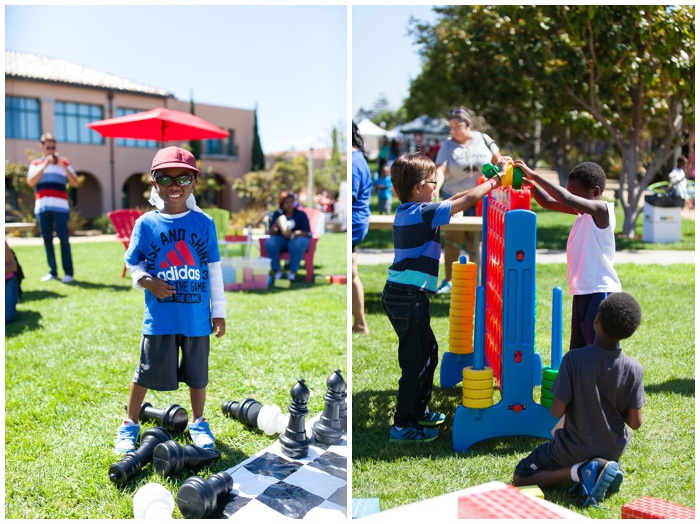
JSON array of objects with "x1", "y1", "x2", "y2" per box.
[
  {"x1": 72, "y1": 171, "x2": 102, "y2": 218},
  {"x1": 122, "y1": 173, "x2": 151, "y2": 210},
  {"x1": 197, "y1": 172, "x2": 228, "y2": 209}
]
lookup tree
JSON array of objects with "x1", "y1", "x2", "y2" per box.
[
  {"x1": 233, "y1": 155, "x2": 309, "y2": 210},
  {"x1": 188, "y1": 92, "x2": 202, "y2": 160},
  {"x1": 355, "y1": 94, "x2": 407, "y2": 130},
  {"x1": 251, "y1": 104, "x2": 265, "y2": 172},
  {"x1": 407, "y1": 6, "x2": 694, "y2": 236}
]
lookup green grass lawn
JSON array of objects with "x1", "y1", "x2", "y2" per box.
[
  {"x1": 5, "y1": 232, "x2": 347, "y2": 518},
  {"x1": 352, "y1": 262, "x2": 695, "y2": 517}
]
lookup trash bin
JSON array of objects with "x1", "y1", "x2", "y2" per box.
[{"x1": 642, "y1": 202, "x2": 681, "y2": 243}]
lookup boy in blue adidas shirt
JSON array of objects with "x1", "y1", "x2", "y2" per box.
[
  {"x1": 383, "y1": 152, "x2": 507, "y2": 442},
  {"x1": 115, "y1": 147, "x2": 226, "y2": 454}
]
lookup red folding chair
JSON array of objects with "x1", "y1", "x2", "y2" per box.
[
  {"x1": 107, "y1": 209, "x2": 145, "y2": 277},
  {"x1": 259, "y1": 207, "x2": 322, "y2": 282}
]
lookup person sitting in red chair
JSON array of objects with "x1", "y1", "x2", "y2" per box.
[{"x1": 264, "y1": 192, "x2": 311, "y2": 283}]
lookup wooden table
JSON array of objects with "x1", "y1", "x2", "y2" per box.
[
  {"x1": 369, "y1": 214, "x2": 482, "y2": 232},
  {"x1": 368, "y1": 214, "x2": 483, "y2": 275}
]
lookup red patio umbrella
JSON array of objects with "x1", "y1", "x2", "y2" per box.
[{"x1": 87, "y1": 107, "x2": 229, "y2": 142}]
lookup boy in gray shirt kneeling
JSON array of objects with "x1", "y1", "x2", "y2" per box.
[{"x1": 513, "y1": 292, "x2": 644, "y2": 507}]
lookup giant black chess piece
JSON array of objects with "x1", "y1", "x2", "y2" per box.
[
  {"x1": 279, "y1": 378, "x2": 311, "y2": 458},
  {"x1": 153, "y1": 440, "x2": 221, "y2": 477},
  {"x1": 139, "y1": 402, "x2": 188, "y2": 433},
  {"x1": 177, "y1": 471, "x2": 233, "y2": 519},
  {"x1": 335, "y1": 369, "x2": 348, "y2": 432},
  {"x1": 222, "y1": 398, "x2": 288, "y2": 436},
  {"x1": 109, "y1": 427, "x2": 171, "y2": 486},
  {"x1": 313, "y1": 370, "x2": 346, "y2": 445},
  {"x1": 222, "y1": 398, "x2": 261, "y2": 428}
]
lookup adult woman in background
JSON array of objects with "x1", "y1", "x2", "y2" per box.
[
  {"x1": 435, "y1": 107, "x2": 501, "y2": 294},
  {"x1": 351, "y1": 121, "x2": 372, "y2": 334},
  {"x1": 264, "y1": 192, "x2": 311, "y2": 283}
]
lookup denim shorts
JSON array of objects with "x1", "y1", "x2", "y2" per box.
[{"x1": 132, "y1": 334, "x2": 209, "y2": 391}]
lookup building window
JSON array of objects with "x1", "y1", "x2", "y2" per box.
[
  {"x1": 115, "y1": 108, "x2": 158, "y2": 148},
  {"x1": 205, "y1": 129, "x2": 238, "y2": 157},
  {"x1": 205, "y1": 138, "x2": 225, "y2": 155},
  {"x1": 6, "y1": 96, "x2": 41, "y2": 140},
  {"x1": 54, "y1": 101, "x2": 104, "y2": 144}
]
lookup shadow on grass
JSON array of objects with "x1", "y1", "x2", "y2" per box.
[
  {"x1": 352, "y1": 387, "x2": 548, "y2": 461},
  {"x1": 70, "y1": 280, "x2": 133, "y2": 292},
  {"x1": 5, "y1": 310, "x2": 43, "y2": 337},
  {"x1": 20, "y1": 290, "x2": 65, "y2": 301},
  {"x1": 645, "y1": 378, "x2": 695, "y2": 397}
]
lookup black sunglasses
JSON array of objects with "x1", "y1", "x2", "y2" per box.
[{"x1": 154, "y1": 175, "x2": 195, "y2": 187}]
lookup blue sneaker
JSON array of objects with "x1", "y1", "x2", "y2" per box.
[
  {"x1": 389, "y1": 425, "x2": 439, "y2": 443},
  {"x1": 608, "y1": 467, "x2": 624, "y2": 493},
  {"x1": 115, "y1": 419, "x2": 140, "y2": 454},
  {"x1": 436, "y1": 279, "x2": 452, "y2": 295},
  {"x1": 418, "y1": 411, "x2": 446, "y2": 426},
  {"x1": 575, "y1": 458, "x2": 619, "y2": 507},
  {"x1": 188, "y1": 417, "x2": 215, "y2": 449}
]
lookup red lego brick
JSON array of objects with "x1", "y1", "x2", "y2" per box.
[
  {"x1": 458, "y1": 485, "x2": 564, "y2": 519},
  {"x1": 621, "y1": 497, "x2": 695, "y2": 519}
]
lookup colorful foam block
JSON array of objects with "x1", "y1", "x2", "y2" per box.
[
  {"x1": 457, "y1": 485, "x2": 564, "y2": 519},
  {"x1": 621, "y1": 497, "x2": 695, "y2": 519}
]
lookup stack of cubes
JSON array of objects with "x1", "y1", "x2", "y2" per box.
[{"x1": 222, "y1": 257, "x2": 271, "y2": 291}]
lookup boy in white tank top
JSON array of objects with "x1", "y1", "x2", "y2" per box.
[{"x1": 514, "y1": 160, "x2": 621, "y2": 349}]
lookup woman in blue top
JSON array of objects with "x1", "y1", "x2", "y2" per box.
[
  {"x1": 265, "y1": 192, "x2": 311, "y2": 283},
  {"x1": 352, "y1": 121, "x2": 372, "y2": 334}
]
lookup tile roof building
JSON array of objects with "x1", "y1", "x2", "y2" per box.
[{"x1": 6, "y1": 50, "x2": 255, "y2": 218}]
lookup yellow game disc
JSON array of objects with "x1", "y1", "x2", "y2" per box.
[
  {"x1": 448, "y1": 334, "x2": 472, "y2": 345},
  {"x1": 462, "y1": 387, "x2": 493, "y2": 399},
  {"x1": 462, "y1": 397, "x2": 493, "y2": 409},
  {"x1": 462, "y1": 366, "x2": 493, "y2": 380},
  {"x1": 462, "y1": 377, "x2": 493, "y2": 390},
  {"x1": 450, "y1": 290, "x2": 476, "y2": 300},
  {"x1": 448, "y1": 340, "x2": 474, "y2": 355},
  {"x1": 452, "y1": 262, "x2": 477, "y2": 273},
  {"x1": 449, "y1": 323, "x2": 474, "y2": 334},
  {"x1": 448, "y1": 344, "x2": 473, "y2": 355},
  {"x1": 449, "y1": 306, "x2": 475, "y2": 317}
]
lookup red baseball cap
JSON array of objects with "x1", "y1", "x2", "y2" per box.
[{"x1": 150, "y1": 146, "x2": 200, "y2": 174}]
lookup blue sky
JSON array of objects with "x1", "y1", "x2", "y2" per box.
[
  {"x1": 5, "y1": 5, "x2": 347, "y2": 153},
  {"x1": 352, "y1": 5, "x2": 440, "y2": 120}
]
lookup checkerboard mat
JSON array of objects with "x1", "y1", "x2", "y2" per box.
[{"x1": 214, "y1": 433, "x2": 347, "y2": 519}]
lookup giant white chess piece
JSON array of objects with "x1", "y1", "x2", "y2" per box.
[{"x1": 133, "y1": 482, "x2": 174, "y2": 519}]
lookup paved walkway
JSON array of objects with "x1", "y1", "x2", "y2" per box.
[
  {"x1": 6, "y1": 233, "x2": 696, "y2": 265},
  {"x1": 356, "y1": 248, "x2": 696, "y2": 265}
]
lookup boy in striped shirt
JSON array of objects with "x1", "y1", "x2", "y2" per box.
[{"x1": 383, "y1": 152, "x2": 508, "y2": 442}]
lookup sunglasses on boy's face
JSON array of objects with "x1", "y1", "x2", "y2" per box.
[{"x1": 154, "y1": 175, "x2": 195, "y2": 187}]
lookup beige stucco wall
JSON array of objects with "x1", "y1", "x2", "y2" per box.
[{"x1": 6, "y1": 78, "x2": 254, "y2": 217}]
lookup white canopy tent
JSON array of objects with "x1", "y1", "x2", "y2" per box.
[{"x1": 357, "y1": 118, "x2": 387, "y2": 160}]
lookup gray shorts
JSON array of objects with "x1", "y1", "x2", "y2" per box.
[
  {"x1": 132, "y1": 334, "x2": 210, "y2": 391},
  {"x1": 514, "y1": 441, "x2": 567, "y2": 478}
]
